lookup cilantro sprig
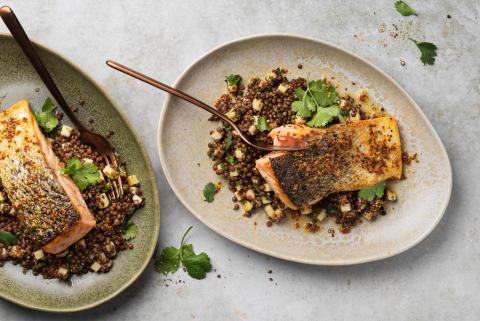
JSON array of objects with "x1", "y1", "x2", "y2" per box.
[
  {"x1": 203, "y1": 182, "x2": 217, "y2": 203},
  {"x1": 34, "y1": 97, "x2": 59, "y2": 132},
  {"x1": 358, "y1": 181, "x2": 387, "y2": 201},
  {"x1": 61, "y1": 158, "x2": 103, "y2": 191},
  {"x1": 409, "y1": 39, "x2": 438, "y2": 65},
  {"x1": 291, "y1": 79, "x2": 340, "y2": 127},
  {"x1": 0, "y1": 230, "x2": 17, "y2": 245},
  {"x1": 225, "y1": 74, "x2": 242, "y2": 86},
  {"x1": 122, "y1": 219, "x2": 138, "y2": 240},
  {"x1": 154, "y1": 226, "x2": 212, "y2": 280},
  {"x1": 395, "y1": 1, "x2": 417, "y2": 16}
]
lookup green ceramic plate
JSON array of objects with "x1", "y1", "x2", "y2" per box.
[{"x1": 0, "y1": 34, "x2": 160, "y2": 312}]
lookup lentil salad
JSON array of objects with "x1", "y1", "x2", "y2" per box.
[
  {"x1": 207, "y1": 68, "x2": 401, "y2": 234},
  {"x1": 0, "y1": 103, "x2": 144, "y2": 281}
]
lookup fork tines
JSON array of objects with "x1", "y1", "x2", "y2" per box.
[{"x1": 103, "y1": 154, "x2": 123, "y2": 200}]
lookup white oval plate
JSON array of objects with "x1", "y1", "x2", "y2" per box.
[{"x1": 158, "y1": 34, "x2": 452, "y2": 265}]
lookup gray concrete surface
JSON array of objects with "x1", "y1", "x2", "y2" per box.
[{"x1": 0, "y1": 0, "x2": 479, "y2": 320}]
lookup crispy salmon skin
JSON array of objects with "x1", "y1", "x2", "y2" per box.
[
  {"x1": 0, "y1": 100, "x2": 95, "y2": 253},
  {"x1": 256, "y1": 117, "x2": 402, "y2": 209}
]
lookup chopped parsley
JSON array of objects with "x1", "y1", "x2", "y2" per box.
[
  {"x1": 291, "y1": 79, "x2": 340, "y2": 127},
  {"x1": 61, "y1": 158, "x2": 103, "y2": 191},
  {"x1": 122, "y1": 219, "x2": 138, "y2": 240},
  {"x1": 409, "y1": 39, "x2": 437, "y2": 65},
  {"x1": 0, "y1": 230, "x2": 17, "y2": 245},
  {"x1": 226, "y1": 154, "x2": 235, "y2": 165},
  {"x1": 395, "y1": 1, "x2": 417, "y2": 16},
  {"x1": 34, "y1": 97, "x2": 59, "y2": 132},
  {"x1": 154, "y1": 226, "x2": 212, "y2": 280},
  {"x1": 358, "y1": 181, "x2": 387, "y2": 201},
  {"x1": 203, "y1": 182, "x2": 217, "y2": 203},
  {"x1": 225, "y1": 74, "x2": 242, "y2": 86},
  {"x1": 256, "y1": 116, "x2": 270, "y2": 132}
]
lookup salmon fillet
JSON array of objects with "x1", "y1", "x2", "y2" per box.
[
  {"x1": 255, "y1": 117, "x2": 402, "y2": 209},
  {"x1": 0, "y1": 100, "x2": 95, "y2": 254}
]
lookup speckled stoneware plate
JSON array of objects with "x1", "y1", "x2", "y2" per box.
[
  {"x1": 0, "y1": 34, "x2": 160, "y2": 311},
  {"x1": 158, "y1": 34, "x2": 452, "y2": 265}
]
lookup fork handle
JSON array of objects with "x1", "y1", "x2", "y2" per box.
[
  {"x1": 0, "y1": 6, "x2": 85, "y2": 130},
  {"x1": 105, "y1": 60, "x2": 234, "y2": 126}
]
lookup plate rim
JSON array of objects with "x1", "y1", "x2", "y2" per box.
[
  {"x1": 157, "y1": 33, "x2": 452, "y2": 266},
  {"x1": 0, "y1": 33, "x2": 161, "y2": 312}
]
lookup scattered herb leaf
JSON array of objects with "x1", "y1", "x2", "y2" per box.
[
  {"x1": 182, "y1": 251, "x2": 212, "y2": 279},
  {"x1": 122, "y1": 219, "x2": 138, "y2": 240},
  {"x1": 395, "y1": 1, "x2": 417, "y2": 16},
  {"x1": 358, "y1": 181, "x2": 387, "y2": 201},
  {"x1": 154, "y1": 226, "x2": 212, "y2": 280},
  {"x1": 203, "y1": 182, "x2": 217, "y2": 203},
  {"x1": 409, "y1": 38, "x2": 437, "y2": 65},
  {"x1": 154, "y1": 246, "x2": 180, "y2": 273},
  {"x1": 226, "y1": 154, "x2": 235, "y2": 165},
  {"x1": 34, "y1": 97, "x2": 59, "y2": 132},
  {"x1": 256, "y1": 116, "x2": 270, "y2": 132},
  {"x1": 61, "y1": 158, "x2": 103, "y2": 191},
  {"x1": 253, "y1": 183, "x2": 260, "y2": 193},
  {"x1": 225, "y1": 74, "x2": 242, "y2": 86},
  {"x1": 0, "y1": 230, "x2": 17, "y2": 245}
]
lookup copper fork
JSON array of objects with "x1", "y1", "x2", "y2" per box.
[
  {"x1": 105, "y1": 60, "x2": 309, "y2": 152},
  {"x1": 0, "y1": 6, "x2": 123, "y2": 199}
]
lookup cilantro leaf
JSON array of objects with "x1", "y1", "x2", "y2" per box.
[
  {"x1": 291, "y1": 100, "x2": 312, "y2": 118},
  {"x1": 291, "y1": 88, "x2": 315, "y2": 118},
  {"x1": 0, "y1": 230, "x2": 17, "y2": 245},
  {"x1": 308, "y1": 80, "x2": 338, "y2": 107},
  {"x1": 358, "y1": 181, "x2": 387, "y2": 201},
  {"x1": 226, "y1": 154, "x2": 235, "y2": 165},
  {"x1": 203, "y1": 182, "x2": 216, "y2": 203},
  {"x1": 294, "y1": 88, "x2": 316, "y2": 111},
  {"x1": 154, "y1": 226, "x2": 212, "y2": 280},
  {"x1": 181, "y1": 243, "x2": 195, "y2": 257},
  {"x1": 182, "y1": 251, "x2": 212, "y2": 279},
  {"x1": 256, "y1": 116, "x2": 270, "y2": 132},
  {"x1": 409, "y1": 39, "x2": 437, "y2": 65},
  {"x1": 154, "y1": 246, "x2": 180, "y2": 274},
  {"x1": 307, "y1": 106, "x2": 341, "y2": 128},
  {"x1": 61, "y1": 158, "x2": 103, "y2": 191},
  {"x1": 122, "y1": 219, "x2": 138, "y2": 240},
  {"x1": 225, "y1": 74, "x2": 242, "y2": 86},
  {"x1": 34, "y1": 97, "x2": 59, "y2": 132},
  {"x1": 395, "y1": 1, "x2": 417, "y2": 16}
]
